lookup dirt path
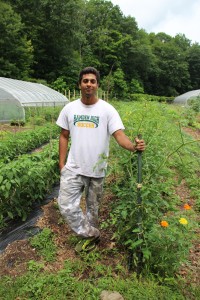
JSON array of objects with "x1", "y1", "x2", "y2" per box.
[{"x1": 0, "y1": 193, "x2": 121, "y2": 277}]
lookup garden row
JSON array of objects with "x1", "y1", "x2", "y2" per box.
[
  {"x1": 106, "y1": 101, "x2": 200, "y2": 278},
  {"x1": 0, "y1": 124, "x2": 60, "y2": 163},
  {"x1": 0, "y1": 141, "x2": 59, "y2": 229}
]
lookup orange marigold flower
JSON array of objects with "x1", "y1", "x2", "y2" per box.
[
  {"x1": 160, "y1": 220, "x2": 169, "y2": 227},
  {"x1": 179, "y1": 218, "x2": 188, "y2": 225},
  {"x1": 183, "y1": 204, "x2": 191, "y2": 210}
]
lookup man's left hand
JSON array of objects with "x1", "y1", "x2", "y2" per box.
[{"x1": 134, "y1": 138, "x2": 146, "y2": 151}]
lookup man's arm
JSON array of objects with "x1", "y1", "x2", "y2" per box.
[
  {"x1": 113, "y1": 129, "x2": 145, "y2": 152},
  {"x1": 59, "y1": 128, "x2": 70, "y2": 171}
]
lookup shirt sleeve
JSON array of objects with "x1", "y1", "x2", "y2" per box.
[
  {"x1": 107, "y1": 106, "x2": 125, "y2": 135},
  {"x1": 56, "y1": 106, "x2": 69, "y2": 130}
]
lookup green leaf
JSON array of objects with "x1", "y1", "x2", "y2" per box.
[
  {"x1": 132, "y1": 228, "x2": 141, "y2": 233},
  {"x1": 6, "y1": 182, "x2": 11, "y2": 190},
  {"x1": 7, "y1": 211, "x2": 14, "y2": 219}
]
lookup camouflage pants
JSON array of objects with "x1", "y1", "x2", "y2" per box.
[{"x1": 58, "y1": 167, "x2": 104, "y2": 238}]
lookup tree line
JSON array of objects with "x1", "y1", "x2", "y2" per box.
[{"x1": 1, "y1": 0, "x2": 200, "y2": 97}]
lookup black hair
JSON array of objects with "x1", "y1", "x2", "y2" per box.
[{"x1": 78, "y1": 67, "x2": 100, "y2": 84}]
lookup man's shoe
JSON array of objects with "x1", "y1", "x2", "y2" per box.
[{"x1": 75, "y1": 236, "x2": 100, "y2": 253}]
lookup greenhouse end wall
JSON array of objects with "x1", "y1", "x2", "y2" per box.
[
  {"x1": 0, "y1": 99, "x2": 25, "y2": 123},
  {"x1": 0, "y1": 77, "x2": 69, "y2": 123}
]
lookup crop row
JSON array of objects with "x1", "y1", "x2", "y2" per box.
[
  {"x1": 0, "y1": 124, "x2": 60, "y2": 163},
  {"x1": 0, "y1": 141, "x2": 59, "y2": 229},
  {"x1": 108, "y1": 101, "x2": 199, "y2": 277}
]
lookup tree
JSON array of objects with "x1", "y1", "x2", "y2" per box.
[
  {"x1": 112, "y1": 68, "x2": 128, "y2": 98},
  {"x1": 129, "y1": 79, "x2": 144, "y2": 94},
  {"x1": 82, "y1": 0, "x2": 125, "y2": 75},
  {"x1": 8, "y1": 0, "x2": 84, "y2": 82},
  {"x1": 186, "y1": 43, "x2": 200, "y2": 90},
  {"x1": 0, "y1": 1, "x2": 33, "y2": 79},
  {"x1": 120, "y1": 29, "x2": 156, "y2": 95},
  {"x1": 149, "y1": 33, "x2": 191, "y2": 95}
]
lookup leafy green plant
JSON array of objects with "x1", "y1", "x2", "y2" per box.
[
  {"x1": 143, "y1": 209, "x2": 197, "y2": 277},
  {"x1": 10, "y1": 120, "x2": 25, "y2": 126},
  {"x1": 188, "y1": 96, "x2": 200, "y2": 112},
  {"x1": 25, "y1": 106, "x2": 63, "y2": 123},
  {"x1": 0, "y1": 123, "x2": 60, "y2": 163},
  {"x1": 30, "y1": 228, "x2": 57, "y2": 261},
  {"x1": 107, "y1": 101, "x2": 199, "y2": 277},
  {"x1": 0, "y1": 142, "x2": 59, "y2": 228}
]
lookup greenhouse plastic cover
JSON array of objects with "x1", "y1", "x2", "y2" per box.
[
  {"x1": 174, "y1": 89, "x2": 200, "y2": 105},
  {"x1": 0, "y1": 77, "x2": 69, "y2": 122},
  {"x1": 0, "y1": 77, "x2": 68, "y2": 106}
]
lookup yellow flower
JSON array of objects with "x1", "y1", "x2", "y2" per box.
[
  {"x1": 179, "y1": 218, "x2": 188, "y2": 225},
  {"x1": 183, "y1": 204, "x2": 191, "y2": 210},
  {"x1": 160, "y1": 220, "x2": 169, "y2": 227}
]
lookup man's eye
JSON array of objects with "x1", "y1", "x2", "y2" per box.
[{"x1": 83, "y1": 79, "x2": 96, "y2": 84}]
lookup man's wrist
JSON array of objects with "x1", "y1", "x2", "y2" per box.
[{"x1": 132, "y1": 144, "x2": 136, "y2": 152}]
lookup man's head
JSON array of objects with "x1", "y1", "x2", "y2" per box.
[{"x1": 78, "y1": 67, "x2": 100, "y2": 85}]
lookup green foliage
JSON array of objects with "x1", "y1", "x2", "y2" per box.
[
  {"x1": 1, "y1": 0, "x2": 200, "y2": 95},
  {"x1": 130, "y1": 79, "x2": 144, "y2": 94},
  {"x1": 112, "y1": 68, "x2": 128, "y2": 98},
  {"x1": 30, "y1": 228, "x2": 57, "y2": 261},
  {"x1": 10, "y1": 120, "x2": 25, "y2": 126},
  {"x1": 0, "y1": 124, "x2": 60, "y2": 163},
  {"x1": 0, "y1": 102, "x2": 199, "y2": 299},
  {"x1": 127, "y1": 93, "x2": 174, "y2": 103},
  {"x1": 188, "y1": 96, "x2": 200, "y2": 112},
  {"x1": 25, "y1": 106, "x2": 63, "y2": 123},
  {"x1": 144, "y1": 211, "x2": 196, "y2": 277},
  {"x1": 187, "y1": 43, "x2": 200, "y2": 90},
  {"x1": 0, "y1": 141, "x2": 59, "y2": 228},
  {"x1": 180, "y1": 108, "x2": 197, "y2": 127},
  {"x1": 0, "y1": 258, "x2": 191, "y2": 300},
  {"x1": 50, "y1": 76, "x2": 69, "y2": 94},
  {"x1": 107, "y1": 101, "x2": 199, "y2": 277},
  {"x1": 0, "y1": 1, "x2": 33, "y2": 79}
]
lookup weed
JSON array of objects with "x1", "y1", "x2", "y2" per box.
[{"x1": 29, "y1": 227, "x2": 57, "y2": 262}]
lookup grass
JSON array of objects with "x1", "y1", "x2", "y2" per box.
[{"x1": 0, "y1": 257, "x2": 192, "y2": 300}]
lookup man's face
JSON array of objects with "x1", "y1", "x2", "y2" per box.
[{"x1": 79, "y1": 73, "x2": 99, "y2": 98}]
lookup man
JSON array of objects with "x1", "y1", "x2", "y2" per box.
[{"x1": 56, "y1": 67, "x2": 145, "y2": 253}]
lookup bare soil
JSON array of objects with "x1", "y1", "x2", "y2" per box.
[{"x1": 0, "y1": 193, "x2": 124, "y2": 278}]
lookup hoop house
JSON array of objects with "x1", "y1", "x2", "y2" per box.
[
  {"x1": 0, "y1": 77, "x2": 69, "y2": 123},
  {"x1": 174, "y1": 90, "x2": 200, "y2": 106}
]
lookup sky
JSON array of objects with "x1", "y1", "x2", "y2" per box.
[{"x1": 111, "y1": 0, "x2": 200, "y2": 44}]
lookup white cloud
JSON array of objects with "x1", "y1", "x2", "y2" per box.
[{"x1": 111, "y1": 0, "x2": 200, "y2": 43}]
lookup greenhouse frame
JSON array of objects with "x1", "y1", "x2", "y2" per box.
[{"x1": 0, "y1": 77, "x2": 69, "y2": 123}]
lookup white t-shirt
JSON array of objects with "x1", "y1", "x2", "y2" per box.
[{"x1": 56, "y1": 99, "x2": 125, "y2": 177}]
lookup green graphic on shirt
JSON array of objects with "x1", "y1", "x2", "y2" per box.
[{"x1": 74, "y1": 115, "x2": 99, "y2": 128}]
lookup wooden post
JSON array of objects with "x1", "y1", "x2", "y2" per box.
[{"x1": 68, "y1": 90, "x2": 70, "y2": 101}]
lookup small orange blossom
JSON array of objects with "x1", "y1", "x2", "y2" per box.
[
  {"x1": 160, "y1": 220, "x2": 169, "y2": 227},
  {"x1": 183, "y1": 204, "x2": 191, "y2": 210}
]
